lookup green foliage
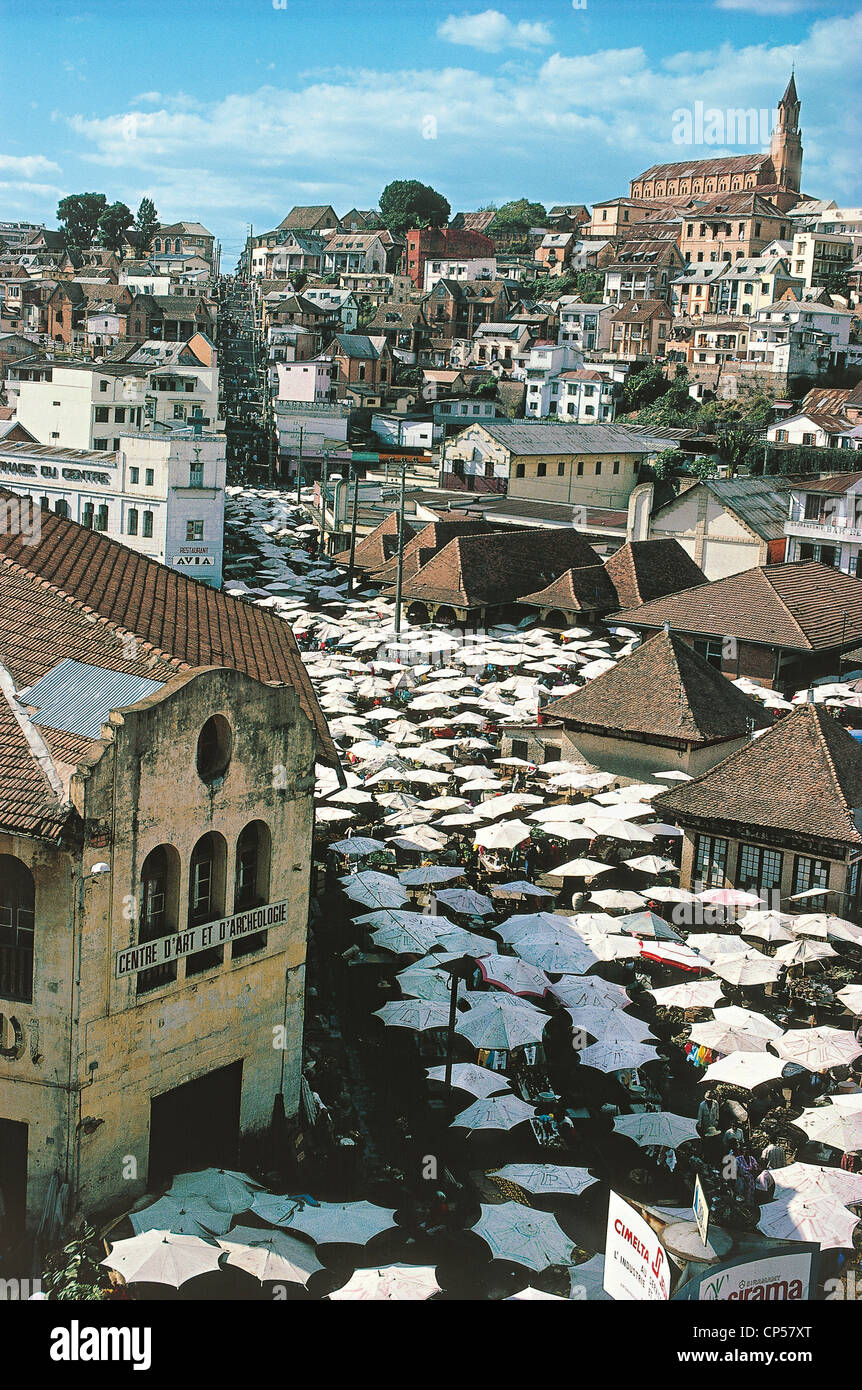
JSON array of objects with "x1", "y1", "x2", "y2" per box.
[
  {"x1": 651, "y1": 447, "x2": 687, "y2": 480},
  {"x1": 573, "y1": 270, "x2": 604, "y2": 300},
  {"x1": 42, "y1": 1225, "x2": 111, "y2": 1301},
  {"x1": 469, "y1": 377, "x2": 498, "y2": 400},
  {"x1": 753, "y1": 442, "x2": 862, "y2": 477},
  {"x1": 134, "y1": 196, "x2": 159, "y2": 256},
  {"x1": 57, "y1": 193, "x2": 108, "y2": 250},
  {"x1": 379, "y1": 180, "x2": 450, "y2": 235},
  {"x1": 97, "y1": 201, "x2": 134, "y2": 258},
  {"x1": 619, "y1": 361, "x2": 670, "y2": 414},
  {"x1": 493, "y1": 198, "x2": 547, "y2": 228}
]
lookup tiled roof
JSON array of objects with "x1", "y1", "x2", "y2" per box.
[
  {"x1": 653, "y1": 704, "x2": 862, "y2": 847},
  {"x1": 0, "y1": 493, "x2": 337, "y2": 769},
  {"x1": 519, "y1": 565, "x2": 619, "y2": 613},
  {"x1": 635, "y1": 155, "x2": 772, "y2": 181},
  {"x1": 372, "y1": 517, "x2": 496, "y2": 585},
  {"x1": 614, "y1": 561, "x2": 862, "y2": 653},
  {"x1": 791, "y1": 471, "x2": 862, "y2": 494},
  {"x1": 400, "y1": 528, "x2": 600, "y2": 608},
  {"x1": 609, "y1": 298, "x2": 672, "y2": 323},
  {"x1": 545, "y1": 629, "x2": 772, "y2": 744},
  {"x1": 332, "y1": 511, "x2": 418, "y2": 572},
  {"x1": 0, "y1": 685, "x2": 73, "y2": 842},
  {"x1": 603, "y1": 539, "x2": 708, "y2": 609}
]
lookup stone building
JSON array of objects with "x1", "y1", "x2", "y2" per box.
[{"x1": 0, "y1": 497, "x2": 335, "y2": 1240}]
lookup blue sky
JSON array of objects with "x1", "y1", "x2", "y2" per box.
[{"x1": 1, "y1": 0, "x2": 860, "y2": 267}]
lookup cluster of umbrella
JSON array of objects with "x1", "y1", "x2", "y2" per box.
[{"x1": 211, "y1": 488, "x2": 862, "y2": 1285}]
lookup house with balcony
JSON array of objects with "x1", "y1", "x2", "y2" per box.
[
  {"x1": 791, "y1": 231, "x2": 855, "y2": 288},
  {"x1": 468, "y1": 321, "x2": 533, "y2": 372},
  {"x1": 322, "y1": 232, "x2": 388, "y2": 277},
  {"x1": 519, "y1": 341, "x2": 584, "y2": 417},
  {"x1": 785, "y1": 473, "x2": 862, "y2": 574},
  {"x1": 607, "y1": 298, "x2": 672, "y2": 361},
  {"x1": 557, "y1": 300, "x2": 615, "y2": 353},
  {"x1": 745, "y1": 301, "x2": 855, "y2": 376},
  {"x1": 601, "y1": 240, "x2": 684, "y2": 306}
]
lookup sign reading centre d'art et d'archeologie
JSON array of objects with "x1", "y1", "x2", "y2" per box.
[{"x1": 115, "y1": 899, "x2": 290, "y2": 977}]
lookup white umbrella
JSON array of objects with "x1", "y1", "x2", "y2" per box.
[
  {"x1": 698, "y1": 887, "x2": 762, "y2": 907},
  {"x1": 701, "y1": 1051, "x2": 788, "y2": 1088},
  {"x1": 496, "y1": 911, "x2": 561, "y2": 942},
  {"x1": 616, "y1": 910, "x2": 682, "y2": 942},
  {"x1": 435, "y1": 887, "x2": 494, "y2": 916},
  {"x1": 548, "y1": 858, "x2": 611, "y2": 878},
  {"x1": 330, "y1": 836, "x2": 390, "y2": 858},
  {"x1": 742, "y1": 920, "x2": 795, "y2": 944},
  {"x1": 474, "y1": 820, "x2": 532, "y2": 850},
  {"x1": 534, "y1": 822, "x2": 594, "y2": 843},
  {"x1": 771, "y1": 1161, "x2": 862, "y2": 1204},
  {"x1": 286, "y1": 1201, "x2": 398, "y2": 1246},
  {"x1": 548, "y1": 977, "x2": 632, "y2": 1010},
  {"x1": 129, "y1": 1195, "x2": 232, "y2": 1238},
  {"x1": 398, "y1": 866, "x2": 465, "y2": 887},
  {"x1": 316, "y1": 807, "x2": 357, "y2": 824},
  {"x1": 472, "y1": 1203, "x2": 573, "y2": 1271},
  {"x1": 341, "y1": 871, "x2": 409, "y2": 909},
  {"x1": 493, "y1": 1164, "x2": 598, "y2": 1197},
  {"x1": 648, "y1": 979, "x2": 724, "y2": 1009},
  {"x1": 218, "y1": 1227, "x2": 325, "y2": 1285},
  {"x1": 389, "y1": 829, "x2": 449, "y2": 854},
  {"x1": 396, "y1": 962, "x2": 453, "y2": 1003},
  {"x1": 589, "y1": 889, "x2": 646, "y2": 910},
  {"x1": 101, "y1": 1231, "x2": 223, "y2": 1287},
  {"x1": 329, "y1": 1264, "x2": 442, "y2": 1300},
  {"x1": 577, "y1": 1040, "x2": 660, "y2": 1072},
  {"x1": 476, "y1": 954, "x2": 550, "y2": 997},
  {"x1": 452, "y1": 1093, "x2": 536, "y2": 1131},
  {"x1": 795, "y1": 1097, "x2": 862, "y2": 1151},
  {"x1": 371, "y1": 920, "x2": 443, "y2": 955},
  {"x1": 774, "y1": 938, "x2": 837, "y2": 966},
  {"x1": 426, "y1": 1063, "x2": 511, "y2": 1097},
  {"x1": 837, "y1": 984, "x2": 862, "y2": 1015},
  {"x1": 757, "y1": 1195, "x2": 860, "y2": 1250},
  {"x1": 624, "y1": 855, "x2": 675, "y2": 874},
  {"x1": 613, "y1": 1112, "x2": 700, "y2": 1148},
  {"x1": 647, "y1": 885, "x2": 698, "y2": 904},
  {"x1": 436, "y1": 926, "x2": 498, "y2": 955},
  {"x1": 688, "y1": 1020, "x2": 773, "y2": 1055},
  {"x1": 774, "y1": 1026, "x2": 862, "y2": 1071},
  {"x1": 567, "y1": 1007, "x2": 655, "y2": 1043},
  {"x1": 710, "y1": 1005, "x2": 784, "y2": 1040},
  {"x1": 712, "y1": 953, "x2": 783, "y2": 986},
  {"x1": 456, "y1": 996, "x2": 548, "y2": 1050},
  {"x1": 516, "y1": 937, "x2": 598, "y2": 974},
  {"x1": 653, "y1": 770, "x2": 692, "y2": 781},
  {"x1": 374, "y1": 1000, "x2": 450, "y2": 1031},
  {"x1": 588, "y1": 819, "x2": 655, "y2": 844},
  {"x1": 168, "y1": 1167, "x2": 262, "y2": 1214}
]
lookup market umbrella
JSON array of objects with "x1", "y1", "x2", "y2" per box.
[
  {"x1": 757, "y1": 1196, "x2": 860, "y2": 1250},
  {"x1": 389, "y1": 829, "x2": 449, "y2": 854},
  {"x1": 452, "y1": 1093, "x2": 537, "y2": 1131},
  {"x1": 218, "y1": 1227, "x2": 325, "y2": 1285},
  {"x1": 709, "y1": 1005, "x2": 784, "y2": 1040},
  {"x1": 587, "y1": 819, "x2": 655, "y2": 844},
  {"x1": 536, "y1": 822, "x2": 595, "y2": 843},
  {"x1": 286, "y1": 1201, "x2": 398, "y2": 1246},
  {"x1": 316, "y1": 807, "x2": 357, "y2": 824},
  {"x1": 101, "y1": 1231, "x2": 223, "y2": 1288},
  {"x1": 474, "y1": 820, "x2": 533, "y2": 851},
  {"x1": 476, "y1": 953, "x2": 550, "y2": 997},
  {"x1": 472, "y1": 1203, "x2": 574, "y2": 1271},
  {"x1": 495, "y1": 912, "x2": 562, "y2": 943},
  {"x1": 795, "y1": 1097, "x2": 862, "y2": 1151},
  {"x1": 455, "y1": 996, "x2": 549, "y2": 1050},
  {"x1": 774, "y1": 939, "x2": 837, "y2": 967},
  {"x1": 770, "y1": 1161, "x2": 862, "y2": 1205},
  {"x1": 837, "y1": 984, "x2": 862, "y2": 1016},
  {"x1": 329, "y1": 1264, "x2": 442, "y2": 1300},
  {"x1": 701, "y1": 1051, "x2": 788, "y2": 1088},
  {"x1": 330, "y1": 836, "x2": 390, "y2": 858},
  {"x1": 615, "y1": 910, "x2": 682, "y2": 942},
  {"x1": 688, "y1": 1020, "x2": 773, "y2": 1055},
  {"x1": 567, "y1": 1007, "x2": 656, "y2": 1043},
  {"x1": 548, "y1": 977, "x2": 632, "y2": 1010},
  {"x1": 371, "y1": 919, "x2": 443, "y2": 956},
  {"x1": 168, "y1": 1168, "x2": 263, "y2": 1214},
  {"x1": 435, "y1": 887, "x2": 494, "y2": 916},
  {"x1": 773, "y1": 1026, "x2": 862, "y2": 1071},
  {"x1": 374, "y1": 1000, "x2": 450, "y2": 1031},
  {"x1": 711, "y1": 953, "x2": 783, "y2": 986},
  {"x1": 613, "y1": 1112, "x2": 700, "y2": 1148},
  {"x1": 624, "y1": 855, "x2": 676, "y2": 874},
  {"x1": 589, "y1": 888, "x2": 647, "y2": 911},
  {"x1": 576, "y1": 1039, "x2": 660, "y2": 1072},
  {"x1": 647, "y1": 885, "x2": 698, "y2": 904},
  {"x1": 492, "y1": 1164, "x2": 598, "y2": 1197},
  {"x1": 648, "y1": 980, "x2": 724, "y2": 1009},
  {"x1": 129, "y1": 1195, "x2": 232, "y2": 1238},
  {"x1": 516, "y1": 936, "x2": 599, "y2": 974},
  {"x1": 398, "y1": 866, "x2": 465, "y2": 887},
  {"x1": 396, "y1": 962, "x2": 453, "y2": 1003},
  {"x1": 491, "y1": 881, "x2": 557, "y2": 899},
  {"x1": 341, "y1": 872, "x2": 409, "y2": 910},
  {"x1": 698, "y1": 888, "x2": 762, "y2": 907},
  {"x1": 548, "y1": 858, "x2": 611, "y2": 878},
  {"x1": 426, "y1": 1063, "x2": 511, "y2": 1097},
  {"x1": 741, "y1": 920, "x2": 795, "y2": 944},
  {"x1": 436, "y1": 926, "x2": 498, "y2": 955}
]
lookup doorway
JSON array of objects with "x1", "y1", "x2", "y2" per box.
[
  {"x1": 0, "y1": 1118, "x2": 28, "y2": 1246},
  {"x1": 148, "y1": 1060, "x2": 243, "y2": 1187}
]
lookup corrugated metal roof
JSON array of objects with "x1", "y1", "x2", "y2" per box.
[
  {"x1": 475, "y1": 422, "x2": 654, "y2": 455},
  {"x1": 705, "y1": 477, "x2": 792, "y2": 540},
  {"x1": 19, "y1": 659, "x2": 165, "y2": 740}
]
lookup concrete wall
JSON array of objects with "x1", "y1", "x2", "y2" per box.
[{"x1": 648, "y1": 483, "x2": 769, "y2": 579}]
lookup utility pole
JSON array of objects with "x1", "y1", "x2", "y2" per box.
[
  {"x1": 295, "y1": 427, "x2": 304, "y2": 503},
  {"x1": 393, "y1": 460, "x2": 407, "y2": 636},
  {"x1": 346, "y1": 465, "x2": 361, "y2": 597},
  {"x1": 319, "y1": 450, "x2": 330, "y2": 557}
]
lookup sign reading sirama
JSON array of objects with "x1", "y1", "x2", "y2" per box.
[
  {"x1": 115, "y1": 899, "x2": 289, "y2": 977},
  {"x1": 604, "y1": 1191, "x2": 671, "y2": 1301},
  {"x1": 695, "y1": 1249, "x2": 816, "y2": 1302}
]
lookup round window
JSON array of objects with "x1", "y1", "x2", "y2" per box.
[{"x1": 196, "y1": 715, "x2": 232, "y2": 783}]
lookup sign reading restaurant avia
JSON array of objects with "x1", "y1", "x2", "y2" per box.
[{"x1": 115, "y1": 900, "x2": 289, "y2": 977}]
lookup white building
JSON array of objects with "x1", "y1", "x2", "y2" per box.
[
  {"x1": 790, "y1": 231, "x2": 855, "y2": 288},
  {"x1": 423, "y1": 256, "x2": 497, "y2": 291},
  {"x1": 301, "y1": 287, "x2": 359, "y2": 331},
  {"x1": 557, "y1": 301, "x2": 614, "y2": 353},
  {"x1": 785, "y1": 473, "x2": 862, "y2": 574},
  {"x1": 0, "y1": 430, "x2": 226, "y2": 585},
  {"x1": 275, "y1": 359, "x2": 336, "y2": 403},
  {"x1": 745, "y1": 302, "x2": 854, "y2": 375},
  {"x1": 9, "y1": 337, "x2": 220, "y2": 450},
  {"x1": 768, "y1": 411, "x2": 862, "y2": 450},
  {"x1": 370, "y1": 414, "x2": 434, "y2": 450},
  {"x1": 322, "y1": 232, "x2": 388, "y2": 276}
]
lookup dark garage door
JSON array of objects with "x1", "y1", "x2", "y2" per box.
[{"x1": 148, "y1": 1060, "x2": 243, "y2": 1187}]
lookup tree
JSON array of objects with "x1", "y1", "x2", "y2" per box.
[
  {"x1": 650, "y1": 447, "x2": 687, "y2": 480},
  {"x1": 134, "y1": 196, "x2": 159, "y2": 256},
  {"x1": 634, "y1": 373, "x2": 700, "y2": 428},
  {"x1": 574, "y1": 270, "x2": 604, "y2": 300},
  {"x1": 56, "y1": 193, "x2": 108, "y2": 250},
  {"x1": 97, "y1": 201, "x2": 134, "y2": 259},
  {"x1": 493, "y1": 198, "x2": 547, "y2": 228},
  {"x1": 713, "y1": 424, "x2": 755, "y2": 477},
  {"x1": 378, "y1": 180, "x2": 450, "y2": 236},
  {"x1": 619, "y1": 362, "x2": 669, "y2": 414}
]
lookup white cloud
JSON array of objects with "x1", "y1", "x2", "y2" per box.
[
  {"x1": 437, "y1": 9, "x2": 552, "y2": 52},
  {"x1": 716, "y1": 0, "x2": 813, "y2": 13},
  {"x1": 0, "y1": 154, "x2": 62, "y2": 179}
]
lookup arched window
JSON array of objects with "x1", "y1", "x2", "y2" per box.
[
  {"x1": 232, "y1": 821, "x2": 271, "y2": 959},
  {"x1": 137, "y1": 845, "x2": 180, "y2": 993},
  {"x1": 187, "y1": 832, "x2": 227, "y2": 975},
  {"x1": 0, "y1": 856, "x2": 35, "y2": 1003}
]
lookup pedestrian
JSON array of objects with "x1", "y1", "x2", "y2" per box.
[
  {"x1": 697, "y1": 1088, "x2": 720, "y2": 1138},
  {"x1": 761, "y1": 1133, "x2": 788, "y2": 1170}
]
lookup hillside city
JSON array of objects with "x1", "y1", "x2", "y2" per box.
[{"x1": 1, "y1": 13, "x2": 862, "y2": 1333}]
